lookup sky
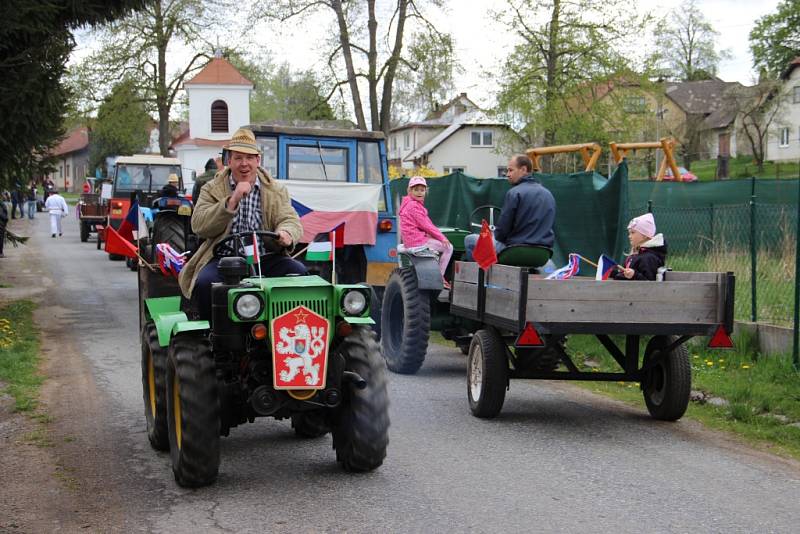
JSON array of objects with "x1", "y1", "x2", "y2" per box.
[{"x1": 71, "y1": 0, "x2": 783, "y2": 113}]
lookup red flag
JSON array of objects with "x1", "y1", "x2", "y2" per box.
[
  {"x1": 105, "y1": 225, "x2": 139, "y2": 259},
  {"x1": 472, "y1": 219, "x2": 497, "y2": 271}
]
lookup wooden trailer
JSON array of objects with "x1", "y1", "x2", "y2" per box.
[{"x1": 450, "y1": 261, "x2": 735, "y2": 421}]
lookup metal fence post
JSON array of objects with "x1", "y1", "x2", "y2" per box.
[
  {"x1": 647, "y1": 200, "x2": 652, "y2": 213},
  {"x1": 794, "y1": 164, "x2": 799, "y2": 370},
  {"x1": 750, "y1": 176, "x2": 757, "y2": 323},
  {"x1": 710, "y1": 203, "x2": 715, "y2": 251}
]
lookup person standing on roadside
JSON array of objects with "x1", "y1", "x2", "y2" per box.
[
  {"x1": 10, "y1": 186, "x2": 21, "y2": 219},
  {"x1": 44, "y1": 189, "x2": 69, "y2": 238},
  {"x1": 26, "y1": 181, "x2": 36, "y2": 220}
]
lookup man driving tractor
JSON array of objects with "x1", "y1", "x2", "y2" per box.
[{"x1": 178, "y1": 128, "x2": 306, "y2": 318}]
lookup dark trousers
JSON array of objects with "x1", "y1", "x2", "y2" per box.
[{"x1": 194, "y1": 255, "x2": 308, "y2": 320}]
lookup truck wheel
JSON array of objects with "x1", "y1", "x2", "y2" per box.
[
  {"x1": 152, "y1": 211, "x2": 186, "y2": 255},
  {"x1": 80, "y1": 221, "x2": 89, "y2": 242},
  {"x1": 166, "y1": 333, "x2": 220, "y2": 487},
  {"x1": 109, "y1": 253, "x2": 124, "y2": 261},
  {"x1": 291, "y1": 411, "x2": 330, "y2": 438},
  {"x1": 332, "y1": 327, "x2": 389, "y2": 472},
  {"x1": 381, "y1": 268, "x2": 429, "y2": 374},
  {"x1": 467, "y1": 328, "x2": 508, "y2": 418},
  {"x1": 126, "y1": 257, "x2": 138, "y2": 271},
  {"x1": 642, "y1": 335, "x2": 691, "y2": 421},
  {"x1": 141, "y1": 323, "x2": 168, "y2": 451}
]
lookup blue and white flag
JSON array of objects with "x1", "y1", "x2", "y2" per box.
[{"x1": 546, "y1": 254, "x2": 580, "y2": 280}]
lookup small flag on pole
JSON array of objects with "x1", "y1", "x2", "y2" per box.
[
  {"x1": 595, "y1": 254, "x2": 619, "y2": 280},
  {"x1": 118, "y1": 200, "x2": 139, "y2": 242},
  {"x1": 244, "y1": 232, "x2": 260, "y2": 266},
  {"x1": 105, "y1": 225, "x2": 139, "y2": 259},
  {"x1": 306, "y1": 222, "x2": 345, "y2": 262},
  {"x1": 546, "y1": 253, "x2": 581, "y2": 280},
  {"x1": 472, "y1": 220, "x2": 497, "y2": 271}
]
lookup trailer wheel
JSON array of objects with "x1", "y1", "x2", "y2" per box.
[
  {"x1": 151, "y1": 211, "x2": 186, "y2": 255},
  {"x1": 80, "y1": 221, "x2": 90, "y2": 242},
  {"x1": 291, "y1": 411, "x2": 330, "y2": 438},
  {"x1": 332, "y1": 327, "x2": 389, "y2": 472},
  {"x1": 381, "y1": 268, "x2": 430, "y2": 374},
  {"x1": 467, "y1": 328, "x2": 508, "y2": 418},
  {"x1": 642, "y1": 335, "x2": 691, "y2": 421},
  {"x1": 166, "y1": 333, "x2": 220, "y2": 487},
  {"x1": 141, "y1": 322, "x2": 168, "y2": 451}
]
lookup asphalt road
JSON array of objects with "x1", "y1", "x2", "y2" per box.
[{"x1": 17, "y1": 212, "x2": 800, "y2": 533}]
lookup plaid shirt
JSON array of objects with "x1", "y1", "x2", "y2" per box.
[{"x1": 229, "y1": 175, "x2": 262, "y2": 234}]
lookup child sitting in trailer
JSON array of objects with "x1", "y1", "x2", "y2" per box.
[
  {"x1": 613, "y1": 212, "x2": 668, "y2": 281},
  {"x1": 398, "y1": 176, "x2": 453, "y2": 289}
]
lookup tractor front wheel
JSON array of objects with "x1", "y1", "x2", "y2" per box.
[
  {"x1": 332, "y1": 327, "x2": 389, "y2": 472},
  {"x1": 380, "y1": 268, "x2": 430, "y2": 374},
  {"x1": 141, "y1": 322, "x2": 168, "y2": 451},
  {"x1": 166, "y1": 333, "x2": 220, "y2": 487}
]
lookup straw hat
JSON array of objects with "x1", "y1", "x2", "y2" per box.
[
  {"x1": 167, "y1": 173, "x2": 179, "y2": 184},
  {"x1": 224, "y1": 128, "x2": 260, "y2": 155}
]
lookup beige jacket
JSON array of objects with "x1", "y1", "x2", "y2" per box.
[{"x1": 178, "y1": 167, "x2": 303, "y2": 297}]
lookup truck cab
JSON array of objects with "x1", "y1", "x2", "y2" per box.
[
  {"x1": 109, "y1": 155, "x2": 183, "y2": 230},
  {"x1": 246, "y1": 123, "x2": 396, "y2": 289}
]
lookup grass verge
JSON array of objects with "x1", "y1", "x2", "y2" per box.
[
  {"x1": 431, "y1": 331, "x2": 800, "y2": 460},
  {"x1": 0, "y1": 300, "x2": 42, "y2": 412}
]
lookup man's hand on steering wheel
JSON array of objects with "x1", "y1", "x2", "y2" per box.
[
  {"x1": 213, "y1": 230, "x2": 283, "y2": 259},
  {"x1": 276, "y1": 229, "x2": 293, "y2": 247}
]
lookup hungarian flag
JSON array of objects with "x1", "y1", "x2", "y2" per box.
[
  {"x1": 117, "y1": 199, "x2": 139, "y2": 242},
  {"x1": 244, "y1": 232, "x2": 260, "y2": 265},
  {"x1": 472, "y1": 219, "x2": 497, "y2": 271},
  {"x1": 546, "y1": 254, "x2": 580, "y2": 280},
  {"x1": 306, "y1": 223, "x2": 345, "y2": 262},
  {"x1": 105, "y1": 225, "x2": 139, "y2": 259},
  {"x1": 595, "y1": 254, "x2": 619, "y2": 280}
]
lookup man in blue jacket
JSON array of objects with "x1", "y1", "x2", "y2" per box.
[{"x1": 464, "y1": 154, "x2": 555, "y2": 259}]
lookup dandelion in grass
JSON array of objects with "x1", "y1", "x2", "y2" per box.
[
  {"x1": 719, "y1": 359, "x2": 725, "y2": 363},
  {"x1": 706, "y1": 361, "x2": 714, "y2": 366},
  {"x1": 693, "y1": 355, "x2": 699, "y2": 359},
  {"x1": 742, "y1": 364, "x2": 751, "y2": 369}
]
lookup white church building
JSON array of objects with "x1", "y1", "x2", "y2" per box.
[{"x1": 172, "y1": 53, "x2": 253, "y2": 176}]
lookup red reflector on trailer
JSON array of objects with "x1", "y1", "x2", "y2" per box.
[
  {"x1": 708, "y1": 325, "x2": 734, "y2": 349},
  {"x1": 517, "y1": 322, "x2": 544, "y2": 347}
]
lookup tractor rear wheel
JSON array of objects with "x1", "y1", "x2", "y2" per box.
[
  {"x1": 141, "y1": 322, "x2": 168, "y2": 451},
  {"x1": 332, "y1": 327, "x2": 389, "y2": 472},
  {"x1": 381, "y1": 268, "x2": 430, "y2": 374},
  {"x1": 467, "y1": 328, "x2": 508, "y2": 419},
  {"x1": 166, "y1": 333, "x2": 220, "y2": 487},
  {"x1": 642, "y1": 335, "x2": 691, "y2": 421},
  {"x1": 151, "y1": 211, "x2": 186, "y2": 256}
]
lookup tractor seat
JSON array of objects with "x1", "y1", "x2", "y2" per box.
[{"x1": 497, "y1": 244, "x2": 552, "y2": 268}]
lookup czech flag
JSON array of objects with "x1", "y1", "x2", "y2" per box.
[
  {"x1": 546, "y1": 254, "x2": 580, "y2": 280},
  {"x1": 595, "y1": 254, "x2": 619, "y2": 280},
  {"x1": 117, "y1": 199, "x2": 139, "y2": 242}
]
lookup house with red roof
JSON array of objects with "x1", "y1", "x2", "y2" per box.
[
  {"x1": 172, "y1": 52, "x2": 253, "y2": 176},
  {"x1": 47, "y1": 126, "x2": 90, "y2": 193}
]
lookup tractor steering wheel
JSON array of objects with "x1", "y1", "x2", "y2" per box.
[
  {"x1": 213, "y1": 230, "x2": 282, "y2": 260},
  {"x1": 469, "y1": 205, "x2": 502, "y2": 232}
]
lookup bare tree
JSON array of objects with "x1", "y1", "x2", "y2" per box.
[
  {"x1": 724, "y1": 81, "x2": 784, "y2": 172},
  {"x1": 262, "y1": 0, "x2": 447, "y2": 136}
]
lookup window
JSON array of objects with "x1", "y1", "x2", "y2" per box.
[
  {"x1": 257, "y1": 137, "x2": 278, "y2": 176},
  {"x1": 794, "y1": 86, "x2": 800, "y2": 104},
  {"x1": 623, "y1": 96, "x2": 647, "y2": 113},
  {"x1": 391, "y1": 136, "x2": 397, "y2": 151},
  {"x1": 357, "y1": 141, "x2": 387, "y2": 212},
  {"x1": 780, "y1": 127, "x2": 790, "y2": 147},
  {"x1": 403, "y1": 132, "x2": 410, "y2": 150},
  {"x1": 444, "y1": 166, "x2": 465, "y2": 174},
  {"x1": 210, "y1": 100, "x2": 229, "y2": 133},
  {"x1": 470, "y1": 130, "x2": 493, "y2": 147},
  {"x1": 497, "y1": 166, "x2": 507, "y2": 177},
  {"x1": 287, "y1": 145, "x2": 347, "y2": 181}
]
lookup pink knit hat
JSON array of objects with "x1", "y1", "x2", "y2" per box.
[
  {"x1": 628, "y1": 213, "x2": 656, "y2": 238},
  {"x1": 408, "y1": 176, "x2": 427, "y2": 189}
]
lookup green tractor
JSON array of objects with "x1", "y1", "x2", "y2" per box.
[{"x1": 140, "y1": 230, "x2": 389, "y2": 487}]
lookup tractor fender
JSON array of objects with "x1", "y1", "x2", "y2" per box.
[{"x1": 400, "y1": 253, "x2": 443, "y2": 291}]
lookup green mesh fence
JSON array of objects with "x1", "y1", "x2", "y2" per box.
[{"x1": 634, "y1": 202, "x2": 797, "y2": 327}]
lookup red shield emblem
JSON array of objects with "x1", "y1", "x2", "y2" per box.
[{"x1": 271, "y1": 305, "x2": 330, "y2": 390}]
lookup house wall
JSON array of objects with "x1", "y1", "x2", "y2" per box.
[
  {"x1": 426, "y1": 127, "x2": 513, "y2": 177},
  {"x1": 766, "y1": 68, "x2": 800, "y2": 162},
  {"x1": 49, "y1": 149, "x2": 89, "y2": 193},
  {"x1": 186, "y1": 84, "x2": 251, "y2": 140},
  {"x1": 176, "y1": 146, "x2": 220, "y2": 179},
  {"x1": 387, "y1": 126, "x2": 443, "y2": 166}
]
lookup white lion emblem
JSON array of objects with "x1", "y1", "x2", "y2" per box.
[{"x1": 275, "y1": 323, "x2": 326, "y2": 385}]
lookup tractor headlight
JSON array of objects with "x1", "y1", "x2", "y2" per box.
[
  {"x1": 234, "y1": 293, "x2": 263, "y2": 320},
  {"x1": 341, "y1": 290, "x2": 367, "y2": 316}
]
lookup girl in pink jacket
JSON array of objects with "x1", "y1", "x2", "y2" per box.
[{"x1": 399, "y1": 176, "x2": 453, "y2": 288}]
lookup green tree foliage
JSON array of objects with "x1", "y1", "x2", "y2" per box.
[
  {"x1": 76, "y1": 0, "x2": 232, "y2": 156},
  {"x1": 89, "y1": 80, "x2": 151, "y2": 174},
  {"x1": 750, "y1": 0, "x2": 800, "y2": 76},
  {"x1": 496, "y1": 0, "x2": 649, "y2": 147},
  {"x1": 262, "y1": 0, "x2": 449, "y2": 135},
  {"x1": 652, "y1": 0, "x2": 730, "y2": 81},
  {"x1": 0, "y1": 0, "x2": 145, "y2": 189}
]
